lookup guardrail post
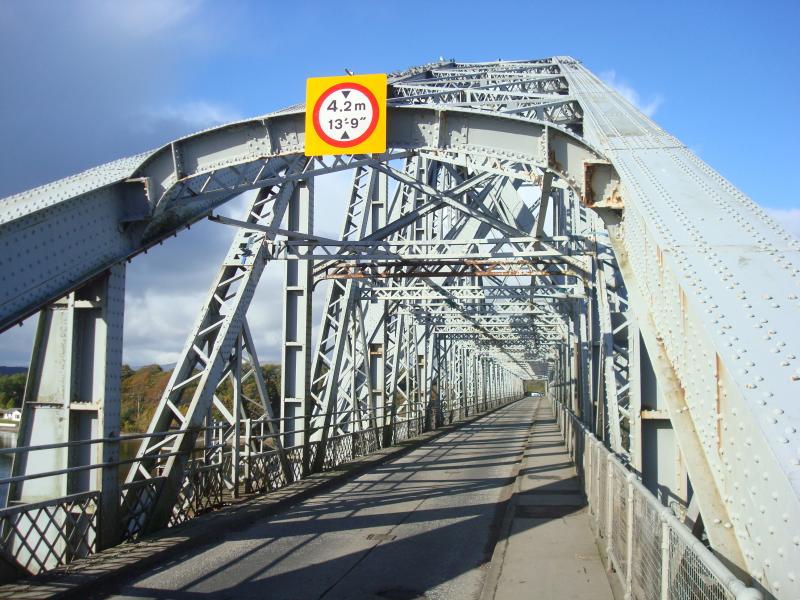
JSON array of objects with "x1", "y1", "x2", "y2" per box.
[
  {"x1": 660, "y1": 513, "x2": 670, "y2": 600},
  {"x1": 243, "y1": 418, "x2": 252, "y2": 494},
  {"x1": 606, "y1": 454, "x2": 614, "y2": 564},
  {"x1": 99, "y1": 433, "x2": 121, "y2": 551},
  {"x1": 583, "y1": 434, "x2": 591, "y2": 507},
  {"x1": 232, "y1": 343, "x2": 242, "y2": 499},
  {"x1": 569, "y1": 417, "x2": 574, "y2": 459},
  {"x1": 625, "y1": 473, "x2": 635, "y2": 599},
  {"x1": 569, "y1": 417, "x2": 574, "y2": 460}
]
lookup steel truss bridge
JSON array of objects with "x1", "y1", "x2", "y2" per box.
[{"x1": 0, "y1": 57, "x2": 797, "y2": 599}]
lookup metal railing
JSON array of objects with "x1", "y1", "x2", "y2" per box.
[
  {"x1": 0, "y1": 393, "x2": 517, "y2": 577},
  {"x1": 551, "y1": 398, "x2": 763, "y2": 600}
]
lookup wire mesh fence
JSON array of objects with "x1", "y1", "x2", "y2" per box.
[
  {"x1": 610, "y1": 463, "x2": 629, "y2": 579},
  {"x1": 631, "y1": 484, "x2": 663, "y2": 600},
  {"x1": 0, "y1": 491, "x2": 99, "y2": 574},
  {"x1": 551, "y1": 398, "x2": 762, "y2": 600}
]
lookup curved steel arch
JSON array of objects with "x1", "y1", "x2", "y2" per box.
[{"x1": 0, "y1": 106, "x2": 611, "y2": 334}]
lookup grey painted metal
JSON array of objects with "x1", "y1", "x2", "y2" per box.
[
  {"x1": 8, "y1": 264, "x2": 125, "y2": 569},
  {"x1": 0, "y1": 56, "x2": 797, "y2": 599},
  {"x1": 0, "y1": 103, "x2": 604, "y2": 334},
  {"x1": 280, "y1": 180, "x2": 314, "y2": 452},
  {"x1": 555, "y1": 57, "x2": 800, "y2": 593},
  {"x1": 121, "y1": 179, "x2": 299, "y2": 533},
  {"x1": 553, "y1": 396, "x2": 762, "y2": 600}
]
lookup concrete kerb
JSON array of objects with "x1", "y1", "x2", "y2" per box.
[{"x1": 0, "y1": 398, "x2": 522, "y2": 600}]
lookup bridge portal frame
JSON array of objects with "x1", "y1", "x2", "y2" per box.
[{"x1": 0, "y1": 57, "x2": 797, "y2": 598}]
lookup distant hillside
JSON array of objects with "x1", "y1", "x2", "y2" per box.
[
  {"x1": 0, "y1": 367, "x2": 26, "y2": 375},
  {"x1": 523, "y1": 379, "x2": 547, "y2": 394},
  {"x1": 0, "y1": 370, "x2": 26, "y2": 409},
  {"x1": 0, "y1": 364, "x2": 281, "y2": 432},
  {"x1": 121, "y1": 363, "x2": 281, "y2": 432}
]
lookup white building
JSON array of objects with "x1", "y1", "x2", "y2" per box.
[{"x1": 2, "y1": 408, "x2": 21, "y2": 421}]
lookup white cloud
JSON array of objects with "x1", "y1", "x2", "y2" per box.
[
  {"x1": 0, "y1": 1, "x2": 314, "y2": 368},
  {"x1": 124, "y1": 290, "x2": 205, "y2": 365},
  {"x1": 137, "y1": 101, "x2": 243, "y2": 136},
  {"x1": 0, "y1": 0, "x2": 236, "y2": 197},
  {"x1": 80, "y1": 0, "x2": 203, "y2": 38},
  {"x1": 600, "y1": 70, "x2": 664, "y2": 118},
  {"x1": 764, "y1": 207, "x2": 800, "y2": 240}
]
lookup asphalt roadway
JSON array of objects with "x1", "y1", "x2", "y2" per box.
[{"x1": 99, "y1": 399, "x2": 539, "y2": 600}]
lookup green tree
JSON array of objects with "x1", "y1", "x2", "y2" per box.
[{"x1": 0, "y1": 372, "x2": 27, "y2": 409}]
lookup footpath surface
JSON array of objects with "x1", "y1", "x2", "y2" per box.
[{"x1": 482, "y1": 397, "x2": 614, "y2": 600}]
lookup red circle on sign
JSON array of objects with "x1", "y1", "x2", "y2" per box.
[{"x1": 312, "y1": 82, "x2": 380, "y2": 148}]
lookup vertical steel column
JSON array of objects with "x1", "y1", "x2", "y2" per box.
[
  {"x1": 471, "y1": 353, "x2": 479, "y2": 413},
  {"x1": 9, "y1": 264, "x2": 125, "y2": 557},
  {"x1": 383, "y1": 306, "x2": 403, "y2": 445},
  {"x1": 461, "y1": 347, "x2": 468, "y2": 416},
  {"x1": 628, "y1": 317, "x2": 642, "y2": 471},
  {"x1": 578, "y1": 303, "x2": 592, "y2": 423},
  {"x1": 280, "y1": 180, "x2": 314, "y2": 454},
  {"x1": 351, "y1": 297, "x2": 376, "y2": 436},
  {"x1": 480, "y1": 357, "x2": 487, "y2": 411},
  {"x1": 419, "y1": 322, "x2": 434, "y2": 430},
  {"x1": 348, "y1": 314, "x2": 358, "y2": 433},
  {"x1": 231, "y1": 335, "x2": 243, "y2": 496},
  {"x1": 369, "y1": 341, "x2": 384, "y2": 429},
  {"x1": 433, "y1": 335, "x2": 443, "y2": 426},
  {"x1": 368, "y1": 169, "x2": 388, "y2": 434}
]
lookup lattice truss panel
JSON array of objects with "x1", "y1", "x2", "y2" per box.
[{"x1": 0, "y1": 57, "x2": 797, "y2": 598}]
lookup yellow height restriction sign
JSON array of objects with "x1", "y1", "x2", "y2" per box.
[{"x1": 305, "y1": 73, "x2": 387, "y2": 156}]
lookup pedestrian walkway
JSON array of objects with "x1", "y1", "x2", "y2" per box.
[{"x1": 483, "y1": 397, "x2": 614, "y2": 600}]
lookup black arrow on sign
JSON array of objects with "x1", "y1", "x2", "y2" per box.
[
  {"x1": 341, "y1": 131, "x2": 350, "y2": 140},
  {"x1": 342, "y1": 90, "x2": 351, "y2": 98}
]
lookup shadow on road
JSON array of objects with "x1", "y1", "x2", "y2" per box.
[{"x1": 91, "y1": 402, "x2": 586, "y2": 600}]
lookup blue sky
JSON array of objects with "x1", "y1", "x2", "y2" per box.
[{"x1": 0, "y1": 0, "x2": 798, "y2": 366}]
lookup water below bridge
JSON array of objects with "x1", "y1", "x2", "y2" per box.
[
  {"x1": 0, "y1": 431, "x2": 143, "y2": 506},
  {"x1": 91, "y1": 397, "x2": 613, "y2": 600}
]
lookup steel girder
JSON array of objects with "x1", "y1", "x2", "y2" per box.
[
  {"x1": 2, "y1": 94, "x2": 606, "y2": 542},
  {"x1": 554, "y1": 57, "x2": 800, "y2": 592},
  {"x1": 1, "y1": 56, "x2": 796, "y2": 597},
  {"x1": 122, "y1": 178, "x2": 298, "y2": 532}
]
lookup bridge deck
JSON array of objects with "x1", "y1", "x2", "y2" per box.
[{"x1": 98, "y1": 398, "x2": 611, "y2": 600}]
